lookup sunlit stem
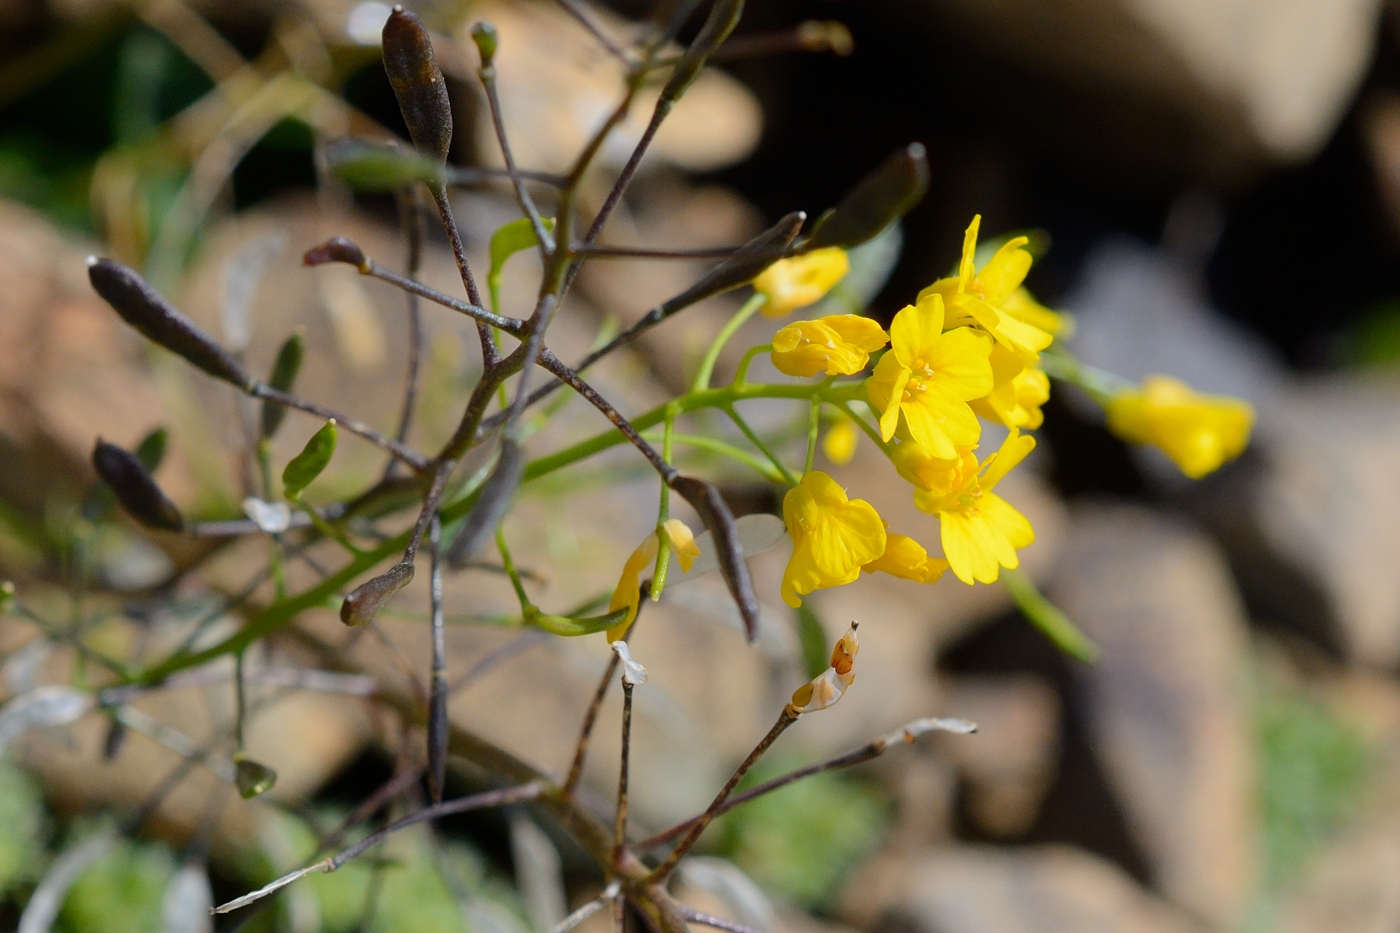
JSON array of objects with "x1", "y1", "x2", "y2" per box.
[
  {"x1": 496, "y1": 524, "x2": 532, "y2": 611},
  {"x1": 1039, "y1": 349, "x2": 1129, "y2": 405},
  {"x1": 691, "y1": 293, "x2": 767, "y2": 392},
  {"x1": 731, "y1": 343, "x2": 770, "y2": 389},
  {"x1": 832, "y1": 399, "x2": 892, "y2": 456},
  {"x1": 650, "y1": 408, "x2": 677, "y2": 601}
]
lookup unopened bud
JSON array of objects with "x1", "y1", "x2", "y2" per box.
[
  {"x1": 303, "y1": 237, "x2": 369, "y2": 272},
  {"x1": 470, "y1": 22, "x2": 498, "y2": 65},
  {"x1": 233, "y1": 753, "x2": 278, "y2": 798},
  {"x1": 340, "y1": 562, "x2": 415, "y2": 626}
]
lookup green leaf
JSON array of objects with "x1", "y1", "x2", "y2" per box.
[
  {"x1": 281, "y1": 420, "x2": 337, "y2": 499},
  {"x1": 527, "y1": 606, "x2": 627, "y2": 637},
  {"x1": 261, "y1": 330, "x2": 304, "y2": 439},
  {"x1": 134, "y1": 427, "x2": 167, "y2": 472},
  {"x1": 1001, "y1": 567, "x2": 1099, "y2": 662},
  {"x1": 488, "y1": 216, "x2": 555, "y2": 314},
  {"x1": 794, "y1": 604, "x2": 829, "y2": 680}
]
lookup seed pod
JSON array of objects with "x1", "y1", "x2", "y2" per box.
[
  {"x1": 340, "y1": 561, "x2": 415, "y2": 626},
  {"x1": 669, "y1": 475, "x2": 759, "y2": 642},
  {"x1": 660, "y1": 0, "x2": 744, "y2": 107},
  {"x1": 445, "y1": 437, "x2": 524, "y2": 569},
  {"x1": 382, "y1": 7, "x2": 453, "y2": 163},
  {"x1": 803, "y1": 144, "x2": 930, "y2": 251},
  {"x1": 470, "y1": 21, "x2": 498, "y2": 66},
  {"x1": 260, "y1": 331, "x2": 304, "y2": 439},
  {"x1": 657, "y1": 212, "x2": 805, "y2": 316},
  {"x1": 87, "y1": 257, "x2": 253, "y2": 390},
  {"x1": 323, "y1": 139, "x2": 446, "y2": 192},
  {"x1": 281, "y1": 420, "x2": 337, "y2": 500},
  {"x1": 92, "y1": 440, "x2": 184, "y2": 532},
  {"x1": 233, "y1": 753, "x2": 278, "y2": 798},
  {"x1": 303, "y1": 236, "x2": 369, "y2": 271}
]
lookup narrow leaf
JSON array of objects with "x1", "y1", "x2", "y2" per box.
[
  {"x1": 488, "y1": 217, "x2": 556, "y2": 314},
  {"x1": 260, "y1": 331, "x2": 304, "y2": 440},
  {"x1": 281, "y1": 420, "x2": 337, "y2": 500},
  {"x1": 669, "y1": 476, "x2": 760, "y2": 642},
  {"x1": 445, "y1": 438, "x2": 524, "y2": 569},
  {"x1": 87, "y1": 257, "x2": 253, "y2": 390},
  {"x1": 803, "y1": 144, "x2": 930, "y2": 251},
  {"x1": 0, "y1": 686, "x2": 95, "y2": 755},
  {"x1": 324, "y1": 138, "x2": 446, "y2": 191},
  {"x1": 382, "y1": 7, "x2": 453, "y2": 162},
  {"x1": 340, "y1": 561, "x2": 415, "y2": 627},
  {"x1": 92, "y1": 440, "x2": 184, "y2": 532}
]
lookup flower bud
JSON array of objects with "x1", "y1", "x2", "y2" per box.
[
  {"x1": 341, "y1": 561, "x2": 415, "y2": 626},
  {"x1": 233, "y1": 753, "x2": 278, "y2": 798}
]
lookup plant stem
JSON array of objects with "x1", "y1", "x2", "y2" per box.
[{"x1": 691, "y1": 293, "x2": 766, "y2": 392}]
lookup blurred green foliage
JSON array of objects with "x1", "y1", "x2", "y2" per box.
[
  {"x1": 1344, "y1": 300, "x2": 1400, "y2": 369},
  {"x1": 58, "y1": 831, "x2": 174, "y2": 933},
  {"x1": 0, "y1": 758, "x2": 47, "y2": 897},
  {"x1": 715, "y1": 757, "x2": 889, "y2": 911}
]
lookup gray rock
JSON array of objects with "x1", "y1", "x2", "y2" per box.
[{"x1": 1050, "y1": 503, "x2": 1257, "y2": 930}]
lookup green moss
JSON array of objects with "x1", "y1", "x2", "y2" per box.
[
  {"x1": 714, "y1": 757, "x2": 889, "y2": 910},
  {"x1": 0, "y1": 759, "x2": 47, "y2": 896}
]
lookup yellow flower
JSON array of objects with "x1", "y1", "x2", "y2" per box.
[
  {"x1": 865, "y1": 293, "x2": 993, "y2": 458},
  {"x1": 771, "y1": 315, "x2": 889, "y2": 377},
  {"x1": 754, "y1": 247, "x2": 850, "y2": 318},
  {"x1": 919, "y1": 216, "x2": 1055, "y2": 360},
  {"x1": 970, "y1": 344, "x2": 1050, "y2": 430},
  {"x1": 890, "y1": 439, "x2": 967, "y2": 496},
  {"x1": 607, "y1": 519, "x2": 700, "y2": 639},
  {"x1": 822, "y1": 417, "x2": 859, "y2": 465},
  {"x1": 1106, "y1": 376, "x2": 1254, "y2": 479},
  {"x1": 781, "y1": 471, "x2": 886, "y2": 608},
  {"x1": 1002, "y1": 287, "x2": 1072, "y2": 339},
  {"x1": 915, "y1": 429, "x2": 1037, "y2": 585},
  {"x1": 863, "y1": 534, "x2": 949, "y2": 584}
]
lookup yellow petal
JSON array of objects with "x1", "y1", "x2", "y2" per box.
[
  {"x1": 608, "y1": 533, "x2": 660, "y2": 639},
  {"x1": 981, "y1": 493, "x2": 1035, "y2": 550},
  {"x1": 890, "y1": 294, "x2": 946, "y2": 367},
  {"x1": 755, "y1": 248, "x2": 850, "y2": 318},
  {"x1": 863, "y1": 533, "x2": 949, "y2": 584},
  {"x1": 958, "y1": 215, "x2": 981, "y2": 292},
  {"x1": 822, "y1": 314, "x2": 891, "y2": 352},
  {"x1": 980, "y1": 428, "x2": 1037, "y2": 492},
  {"x1": 1105, "y1": 375, "x2": 1254, "y2": 478},
  {"x1": 780, "y1": 472, "x2": 887, "y2": 607},
  {"x1": 975, "y1": 237, "x2": 1032, "y2": 305},
  {"x1": 940, "y1": 509, "x2": 1005, "y2": 585},
  {"x1": 770, "y1": 316, "x2": 886, "y2": 377},
  {"x1": 865, "y1": 353, "x2": 908, "y2": 442},
  {"x1": 925, "y1": 326, "x2": 995, "y2": 400},
  {"x1": 823, "y1": 419, "x2": 859, "y2": 465},
  {"x1": 900, "y1": 382, "x2": 982, "y2": 459},
  {"x1": 661, "y1": 518, "x2": 700, "y2": 572}
]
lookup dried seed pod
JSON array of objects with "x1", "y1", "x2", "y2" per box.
[
  {"x1": 87, "y1": 257, "x2": 253, "y2": 390},
  {"x1": 657, "y1": 211, "x2": 805, "y2": 315},
  {"x1": 260, "y1": 331, "x2": 304, "y2": 440},
  {"x1": 661, "y1": 0, "x2": 744, "y2": 107},
  {"x1": 92, "y1": 440, "x2": 184, "y2": 532},
  {"x1": 445, "y1": 438, "x2": 524, "y2": 568},
  {"x1": 382, "y1": 7, "x2": 453, "y2": 163},
  {"x1": 803, "y1": 144, "x2": 930, "y2": 251},
  {"x1": 669, "y1": 475, "x2": 759, "y2": 641},
  {"x1": 233, "y1": 753, "x2": 278, "y2": 798},
  {"x1": 303, "y1": 236, "x2": 369, "y2": 271},
  {"x1": 340, "y1": 561, "x2": 416, "y2": 626}
]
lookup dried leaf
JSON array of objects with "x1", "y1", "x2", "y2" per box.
[
  {"x1": 0, "y1": 685, "x2": 94, "y2": 754},
  {"x1": 87, "y1": 257, "x2": 253, "y2": 390},
  {"x1": 382, "y1": 7, "x2": 453, "y2": 162},
  {"x1": 669, "y1": 476, "x2": 760, "y2": 641},
  {"x1": 445, "y1": 438, "x2": 524, "y2": 568},
  {"x1": 281, "y1": 420, "x2": 337, "y2": 500},
  {"x1": 92, "y1": 440, "x2": 184, "y2": 532},
  {"x1": 803, "y1": 144, "x2": 929, "y2": 251},
  {"x1": 260, "y1": 331, "x2": 304, "y2": 439},
  {"x1": 340, "y1": 561, "x2": 415, "y2": 627}
]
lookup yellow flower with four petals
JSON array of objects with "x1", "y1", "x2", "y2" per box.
[
  {"x1": 780, "y1": 471, "x2": 886, "y2": 607},
  {"x1": 770, "y1": 314, "x2": 888, "y2": 377}
]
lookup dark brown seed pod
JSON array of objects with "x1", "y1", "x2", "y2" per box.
[
  {"x1": 92, "y1": 439, "x2": 185, "y2": 532},
  {"x1": 382, "y1": 7, "x2": 453, "y2": 163},
  {"x1": 656, "y1": 211, "x2": 805, "y2": 316},
  {"x1": 303, "y1": 236, "x2": 369, "y2": 271},
  {"x1": 88, "y1": 257, "x2": 253, "y2": 391},
  {"x1": 340, "y1": 561, "x2": 416, "y2": 627},
  {"x1": 802, "y1": 143, "x2": 930, "y2": 251},
  {"x1": 660, "y1": 0, "x2": 744, "y2": 107},
  {"x1": 445, "y1": 438, "x2": 524, "y2": 569},
  {"x1": 669, "y1": 475, "x2": 759, "y2": 642}
]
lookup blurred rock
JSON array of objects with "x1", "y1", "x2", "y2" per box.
[
  {"x1": 917, "y1": 0, "x2": 1381, "y2": 175},
  {"x1": 1362, "y1": 92, "x2": 1400, "y2": 241},
  {"x1": 1050, "y1": 502, "x2": 1256, "y2": 930},
  {"x1": 939, "y1": 674, "x2": 1060, "y2": 838},
  {"x1": 865, "y1": 845, "x2": 1205, "y2": 933}
]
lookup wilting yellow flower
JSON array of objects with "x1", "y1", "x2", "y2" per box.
[
  {"x1": 789, "y1": 622, "x2": 859, "y2": 714},
  {"x1": 915, "y1": 429, "x2": 1037, "y2": 585},
  {"x1": 863, "y1": 534, "x2": 949, "y2": 584},
  {"x1": 771, "y1": 314, "x2": 889, "y2": 377},
  {"x1": 822, "y1": 417, "x2": 859, "y2": 465},
  {"x1": 781, "y1": 471, "x2": 886, "y2": 608},
  {"x1": 754, "y1": 247, "x2": 850, "y2": 318},
  {"x1": 607, "y1": 518, "x2": 699, "y2": 638},
  {"x1": 971, "y1": 344, "x2": 1050, "y2": 430},
  {"x1": 919, "y1": 216, "x2": 1055, "y2": 360},
  {"x1": 865, "y1": 294, "x2": 993, "y2": 458},
  {"x1": 1106, "y1": 376, "x2": 1254, "y2": 479}
]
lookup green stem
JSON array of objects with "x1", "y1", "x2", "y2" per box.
[
  {"x1": 691, "y1": 293, "x2": 767, "y2": 392},
  {"x1": 651, "y1": 409, "x2": 677, "y2": 600},
  {"x1": 496, "y1": 525, "x2": 531, "y2": 611},
  {"x1": 725, "y1": 406, "x2": 799, "y2": 487},
  {"x1": 732, "y1": 343, "x2": 770, "y2": 388},
  {"x1": 641, "y1": 431, "x2": 786, "y2": 484},
  {"x1": 832, "y1": 400, "x2": 891, "y2": 456},
  {"x1": 804, "y1": 399, "x2": 821, "y2": 475},
  {"x1": 1001, "y1": 568, "x2": 1100, "y2": 662},
  {"x1": 1039, "y1": 349, "x2": 1129, "y2": 405}
]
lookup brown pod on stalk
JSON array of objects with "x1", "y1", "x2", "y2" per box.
[
  {"x1": 87, "y1": 257, "x2": 253, "y2": 391},
  {"x1": 92, "y1": 439, "x2": 185, "y2": 532},
  {"x1": 657, "y1": 211, "x2": 805, "y2": 315},
  {"x1": 802, "y1": 143, "x2": 930, "y2": 251},
  {"x1": 382, "y1": 7, "x2": 453, "y2": 163},
  {"x1": 341, "y1": 561, "x2": 416, "y2": 626},
  {"x1": 303, "y1": 237, "x2": 369, "y2": 271},
  {"x1": 669, "y1": 475, "x2": 760, "y2": 642}
]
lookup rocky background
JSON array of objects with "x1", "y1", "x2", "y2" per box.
[{"x1": 3, "y1": 1, "x2": 1400, "y2": 932}]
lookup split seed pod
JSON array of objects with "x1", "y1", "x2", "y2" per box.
[
  {"x1": 382, "y1": 7, "x2": 453, "y2": 163},
  {"x1": 87, "y1": 257, "x2": 253, "y2": 391},
  {"x1": 669, "y1": 475, "x2": 759, "y2": 641},
  {"x1": 92, "y1": 440, "x2": 184, "y2": 532},
  {"x1": 789, "y1": 621, "x2": 859, "y2": 714},
  {"x1": 341, "y1": 561, "x2": 416, "y2": 627}
]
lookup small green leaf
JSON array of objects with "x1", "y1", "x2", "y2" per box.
[
  {"x1": 233, "y1": 754, "x2": 278, "y2": 798},
  {"x1": 261, "y1": 330, "x2": 304, "y2": 439},
  {"x1": 488, "y1": 216, "x2": 555, "y2": 314},
  {"x1": 527, "y1": 606, "x2": 628, "y2": 637},
  {"x1": 134, "y1": 427, "x2": 167, "y2": 472},
  {"x1": 281, "y1": 420, "x2": 337, "y2": 499},
  {"x1": 323, "y1": 139, "x2": 446, "y2": 192}
]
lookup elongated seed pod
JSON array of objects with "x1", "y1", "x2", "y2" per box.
[
  {"x1": 803, "y1": 144, "x2": 930, "y2": 251},
  {"x1": 261, "y1": 332, "x2": 304, "y2": 440},
  {"x1": 445, "y1": 437, "x2": 524, "y2": 568},
  {"x1": 382, "y1": 7, "x2": 453, "y2": 163},
  {"x1": 661, "y1": 0, "x2": 744, "y2": 107},
  {"x1": 341, "y1": 561, "x2": 416, "y2": 626},
  {"x1": 669, "y1": 475, "x2": 759, "y2": 642},
  {"x1": 92, "y1": 440, "x2": 184, "y2": 532},
  {"x1": 656, "y1": 212, "x2": 805, "y2": 315},
  {"x1": 87, "y1": 257, "x2": 253, "y2": 390}
]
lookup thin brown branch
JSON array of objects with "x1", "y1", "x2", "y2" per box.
[
  {"x1": 429, "y1": 183, "x2": 499, "y2": 365},
  {"x1": 614, "y1": 680, "x2": 634, "y2": 867},
  {"x1": 251, "y1": 383, "x2": 428, "y2": 469},
  {"x1": 427, "y1": 517, "x2": 448, "y2": 803},
  {"x1": 554, "y1": 0, "x2": 633, "y2": 64},
  {"x1": 477, "y1": 39, "x2": 555, "y2": 253},
  {"x1": 564, "y1": 652, "x2": 621, "y2": 799},
  {"x1": 365, "y1": 260, "x2": 527, "y2": 335},
  {"x1": 389, "y1": 187, "x2": 427, "y2": 454},
  {"x1": 572, "y1": 244, "x2": 741, "y2": 260}
]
